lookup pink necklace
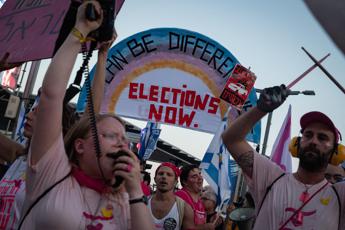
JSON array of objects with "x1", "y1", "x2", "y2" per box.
[{"x1": 296, "y1": 172, "x2": 316, "y2": 203}]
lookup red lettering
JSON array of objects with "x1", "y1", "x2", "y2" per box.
[
  {"x1": 148, "y1": 104, "x2": 163, "y2": 121},
  {"x1": 138, "y1": 83, "x2": 148, "y2": 99},
  {"x1": 165, "y1": 106, "x2": 177, "y2": 124},
  {"x1": 220, "y1": 90, "x2": 242, "y2": 106},
  {"x1": 171, "y1": 88, "x2": 181, "y2": 104},
  {"x1": 184, "y1": 90, "x2": 196, "y2": 106},
  {"x1": 160, "y1": 87, "x2": 170, "y2": 104},
  {"x1": 149, "y1": 85, "x2": 159, "y2": 102},
  {"x1": 180, "y1": 91, "x2": 185, "y2": 107},
  {"x1": 128, "y1": 82, "x2": 138, "y2": 99},
  {"x1": 0, "y1": 198, "x2": 14, "y2": 228},
  {"x1": 194, "y1": 94, "x2": 209, "y2": 110},
  {"x1": 178, "y1": 109, "x2": 195, "y2": 127},
  {"x1": 208, "y1": 97, "x2": 220, "y2": 114}
]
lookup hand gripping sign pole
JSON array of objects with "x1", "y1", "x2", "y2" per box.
[{"x1": 258, "y1": 60, "x2": 322, "y2": 156}]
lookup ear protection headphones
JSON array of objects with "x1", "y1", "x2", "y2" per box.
[{"x1": 289, "y1": 136, "x2": 345, "y2": 166}]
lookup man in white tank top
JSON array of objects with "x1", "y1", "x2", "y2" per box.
[{"x1": 148, "y1": 162, "x2": 195, "y2": 230}]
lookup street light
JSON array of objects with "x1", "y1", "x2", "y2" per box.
[{"x1": 255, "y1": 89, "x2": 316, "y2": 155}]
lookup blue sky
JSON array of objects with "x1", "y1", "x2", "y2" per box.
[{"x1": 30, "y1": 0, "x2": 344, "y2": 171}]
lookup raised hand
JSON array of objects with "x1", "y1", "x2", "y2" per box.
[
  {"x1": 257, "y1": 84, "x2": 289, "y2": 113},
  {"x1": 75, "y1": 1, "x2": 103, "y2": 38},
  {"x1": 98, "y1": 30, "x2": 117, "y2": 58}
]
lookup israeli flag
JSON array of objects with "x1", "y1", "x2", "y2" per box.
[
  {"x1": 138, "y1": 121, "x2": 161, "y2": 161},
  {"x1": 200, "y1": 88, "x2": 260, "y2": 208},
  {"x1": 200, "y1": 110, "x2": 239, "y2": 209},
  {"x1": 14, "y1": 94, "x2": 40, "y2": 145},
  {"x1": 14, "y1": 101, "x2": 26, "y2": 145}
]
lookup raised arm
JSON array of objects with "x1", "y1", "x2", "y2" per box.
[
  {"x1": 30, "y1": 1, "x2": 103, "y2": 164},
  {"x1": 221, "y1": 85, "x2": 289, "y2": 178},
  {"x1": 84, "y1": 32, "x2": 117, "y2": 115}
]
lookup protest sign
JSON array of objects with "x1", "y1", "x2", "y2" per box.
[
  {"x1": 78, "y1": 28, "x2": 244, "y2": 133},
  {"x1": 0, "y1": 0, "x2": 124, "y2": 63},
  {"x1": 220, "y1": 64, "x2": 256, "y2": 110}
]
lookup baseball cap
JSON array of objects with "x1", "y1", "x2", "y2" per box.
[{"x1": 300, "y1": 111, "x2": 341, "y2": 143}]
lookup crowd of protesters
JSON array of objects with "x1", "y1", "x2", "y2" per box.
[{"x1": 0, "y1": 0, "x2": 344, "y2": 230}]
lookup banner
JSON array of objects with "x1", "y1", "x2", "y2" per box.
[
  {"x1": 270, "y1": 105, "x2": 292, "y2": 172},
  {"x1": 0, "y1": 0, "x2": 125, "y2": 63},
  {"x1": 77, "y1": 28, "x2": 254, "y2": 133}
]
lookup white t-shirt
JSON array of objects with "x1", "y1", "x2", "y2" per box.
[
  {"x1": 246, "y1": 153, "x2": 345, "y2": 230},
  {"x1": 0, "y1": 156, "x2": 26, "y2": 230},
  {"x1": 20, "y1": 134, "x2": 131, "y2": 230},
  {"x1": 148, "y1": 198, "x2": 181, "y2": 230}
]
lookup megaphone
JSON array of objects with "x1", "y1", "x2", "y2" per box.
[{"x1": 229, "y1": 207, "x2": 255, "y2": 230}]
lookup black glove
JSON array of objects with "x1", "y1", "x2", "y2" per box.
[{"x1": 257, "y1": 84, "x2": 289, "y2": 112}]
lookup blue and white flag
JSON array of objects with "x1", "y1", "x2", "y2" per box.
[
  {"x1": 14, "y1": 101, "x2": 26, "y2": 145},
  {"x1": 138, "y1": 121, "x2": 161, "y2": 161},
  {"x1": 14, "y1": 94, "x2": 40, "y2": 145},
  {"x1": 200, "y1": 107, "x2": 240, "y2": 209},
  {"x1": 243, "y1": 88, "x2": 261, "y2": 144},
  {"x1": 200, "y1": 89, "x2": 260, "y2": 209}
]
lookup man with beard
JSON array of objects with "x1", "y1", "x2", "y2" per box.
[
  {"x1": 149, "y1": 162, "x2": 194, "y2": 230},
  {"x1": 222, "y1": 84, "x2": 345, "y2": 230}
]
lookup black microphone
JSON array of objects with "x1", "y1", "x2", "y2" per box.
[{"x1": 106, "y1": 151, "x2": 130, "y2": 188}]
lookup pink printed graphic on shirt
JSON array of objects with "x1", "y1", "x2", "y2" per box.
[
  {"x1": 0, "y1": 179, "x2": 23, "y2": 229},
  {"x1": 83, "y1": 212, "x2": 113, "y2": 221},
  {"x1": 281, "y1": 207, "x2": 316, "y2": 229}
]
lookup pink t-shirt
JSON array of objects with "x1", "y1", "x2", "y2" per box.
[
  {"x1": 246, "y1": 153, "x2": 345, "y2": 230},
  {"x1": 21, "y1": 134, "x2": 131, "y2": 230},
  {"x1": 175, "y1": 188, "x2": 206, "y2": 225}
]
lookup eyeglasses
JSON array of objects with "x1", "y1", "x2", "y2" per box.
[{"x1": 99, "y1": 132, "x2": 130, "y2": 146}]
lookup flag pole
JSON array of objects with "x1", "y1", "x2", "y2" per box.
[
  {"x1": 23, "y1": 61, "x2": 40, "y2": 105},
  {"x1": 287, "y1": 53, "x2": 330, "y2": 88},
  {"x1": 301, "y1": 47, "x2": 345, "y2": 94},
  {"x1": 260, "y1": 56, "x2": 324, "y2": 155}
]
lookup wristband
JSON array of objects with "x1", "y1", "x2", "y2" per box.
[
  {"x1": 71, "y1": 27, "x2": 95, "y2": 43},
  {"x1": 129, "y1": 195, "x2": 148, "y2": 205}
]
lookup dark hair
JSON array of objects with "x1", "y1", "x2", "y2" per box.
[
  {"x1": 179, "y1": 164, "x2": 199, "y2": 187},
  {"x1": 62, "y1": 103, "x2": 78, "y2": 137},
  {"x1": 143, "y1": 171, "x2": 151, "y2": 185}
]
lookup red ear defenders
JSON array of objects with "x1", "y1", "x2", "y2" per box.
[{"x1": 289, "y1": 136, "x2": 345, "y2": 166}]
